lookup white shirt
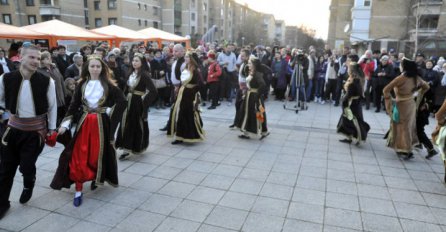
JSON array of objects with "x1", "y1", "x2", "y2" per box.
[
  {"x1": 0, "y1": 58, "x2": 10, "y2": 74},
  {"x1": 0, "y1": 73, "x2": 57, "y2": 130},
  {"x1": 238, "y1": 62, "x2": 247, "y2": 84},
  {"x1": 171, "y1": 59, "x2": 186, "y2": 86}
]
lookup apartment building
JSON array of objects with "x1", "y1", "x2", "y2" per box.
[
  {"x1": 328, "y1": 0, "x2": 446, "y2": 56},
  {"x1": 0, "y1": 0, "x2": 289, "y2": 47}
]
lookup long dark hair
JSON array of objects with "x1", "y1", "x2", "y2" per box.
[
  {"x1": 185, "y1": 51, "x2": 199, "y2": 73},
  {"x1": 401, "y1": 57, "x2": 419, "y2": 92},
  {"x1": 128, "y1": 53, "x2": 151, "y2": 78},
  {"x1": 348, "y1": 62, "x2": 364, "y2": 79},
  {"x1": 249, "y1": 56, "x2": 262, "y2": 75},
  {"x1": 79, "y1": 55, "x2": 117, "y2": 97}
]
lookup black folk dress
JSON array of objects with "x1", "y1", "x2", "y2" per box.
[
  {"x1": 337, "y1": 77, "x2": 370, "y2": 143},
  {"x1": 236, "y1": 72, "x2": 268, "y2": 136},
  {"x1": 50, "y1": 80, "x2": 126, "y2": 190},
  {"x1": 167, "y1": 68, "x2": 205, "y2": 142},
  {"x1": 115, "y1": 71, "x2": 157, "y2": 154}
]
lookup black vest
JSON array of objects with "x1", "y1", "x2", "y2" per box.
[
  {"x1": 175, "y1": 57, "x2": 185, "y2": 81},
  {"x1": 3, "y1": 70, "x2": 50, "y2": 115}
]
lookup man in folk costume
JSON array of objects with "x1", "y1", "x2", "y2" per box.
[
  {"x1": 160, "y1": 44, "x2": 186, "y2": 131},
  {"x1": 230, "y1": 49, "x2": 250, "y2": 128},
  {"x1": 0, "y1": 45, "x2": 57, "y2": 219}
]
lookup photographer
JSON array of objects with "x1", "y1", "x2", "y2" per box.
[{"x1": 324, "y1": 52, "x2": 338, "y2": 104}]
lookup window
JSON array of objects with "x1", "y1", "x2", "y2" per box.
[
  {"x1": 41, "y1": 0, "x2": 51, "y2": 4},
  {"x1": 419, "y1": 15, "x2": 440, "y2": 29},
  {"x1": 84, "y1": 10, "x2": 89, "y2": 25},
  {"x1": 191, "y1": 0, "x2": 195, "y2": 7},
  {"x1": 0, "y1": 0, "x2": 8, "y2": 5},
  {"x1": 83, "y1": 0, "x2": 88, "y2": 8},
  {"x1": 204, "y1": 15, "x2": 207, "y2": 23},
  {"x1": 94, "y1": 1, "x2": 100, "y2": 10},
  {"x1": 137, "y1": 3, "x2": 140, "y2": 9},
  {"x1": 203, "y1": 2, "x2": 207, "y2": 11},
  {"x1": 138, "y1": 19, "x2": 141, "y2": 26},
  {"x1": 26, "y1": 0, "x2": 34, "y2": 6},
  {"x1": 203, "y1": 27, "x2": 207, "y2": 33},
  {"x1": 28, "y1": 15, "x2": 36, "y2": 24},
  {"x1": 364, "y1": 0, "x2": 371, "y2": 6},
  {"x1": 95, "y1": 18, "x2": 102, "y2": 27},
  {"x1": 191, "y1": 26, "x2": 195, "y2": 35},
  {"x1": 144, "y1": 20, "x2": 147, "y2": 26},
  {"x1": 108, "y1": 17, "x2": 117, "y2": 25},
  {"x1": 108, "y1": 0, "x2": 117, "y2": 9},
  {"x1": 153, "y1": 21, "x2": 159, "y2": 28},
  {"x1": 191, "y1": 13, "x2": 195, "y2": 21},
  {"x1": 153, "y1": 7, "x2": 158, "y2": 15},
  {"x1": 144, "y1": 4, "x2": 147, "y2": 10},
  {"x1": 2, "y1": 14, "x2": 11, "y2": 24}
]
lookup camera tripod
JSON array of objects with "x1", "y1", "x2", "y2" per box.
[{"x1": 283, "y1": 63, "x2": 308, "y2": 114}]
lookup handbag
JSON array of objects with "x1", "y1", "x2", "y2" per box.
[
  {"x1": 153, "y1": 78, "x2": 167, "y2": 89},
  {"x1": 392, "y1": 102, "x2": 400, "y2": 123}
]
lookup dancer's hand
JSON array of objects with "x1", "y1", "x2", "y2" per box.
[{"x1": 58, "y1": 127, "x2": 67, "y2": 135}]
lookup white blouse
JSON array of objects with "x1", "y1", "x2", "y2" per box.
[
  {"x1": 128, "y1": 72, "x2": 138, "y2": 88},
  {"x1": 84, "y1": 80, "x2": 103, "y2": 108},
  {"x1": 180, "y1": 69, "x2": 191, "y2": 83}
]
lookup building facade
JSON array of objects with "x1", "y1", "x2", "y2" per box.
[
  {"x1": 0, "y1": 0, "x2": 292, "y2": 47},
  {"x1": 328, "y1": 0, "x2": 446, "y2": 56}
]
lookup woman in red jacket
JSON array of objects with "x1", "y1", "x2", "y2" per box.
[{"x1": 207, "y1": 50, "x2": 222, "y2": 110}]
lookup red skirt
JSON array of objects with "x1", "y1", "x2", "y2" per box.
[{"x1": 69, "y1": 113, "x2": 100, "y2": 185}]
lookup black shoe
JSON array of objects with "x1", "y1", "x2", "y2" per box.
[
  {"x1": 171, "y1": 140, "x2": 183, "y2": 145},
  {"x1": 19, "y1": 188, "x2": 33, "y2": 204},
  {"x1": 415, "y1": 144, "x2": 422, "y2": 149},
  {"x1": 207, "y1": 106, "x2": 216, "y2": 110},
  {"x1": 159, "y1": 126, "x2": 168, "y2": 131},
  {"x1": 238, "y1": 135, "x2": 250, "y2": 139},
  {"x1": 426, "y1": 149, "x2": 438, "y2": 159},
  {"x1": 91, "y1": 181, "x2": 98, "y2": 191},
  {"x1": 201, "y1": 102, "x2": 206, "y2": 107},
  {"x1": 375, "y1": 109, "x2": 380, "y2": 113},
  {"x1": 260, "y1": 132, "x2": 270, "y2": 140},
  {"x1": 0, "y1": 204, "x2": 10, "y2": 219},
  {"x1": 119, "y1": 153, "x2": 130, "y2": 161},
  {"x1": 404, "y1": 153, "x2": 414, "y2": 160},
  {"x1": 366, "y1": 106, "x2": 370, "y2": 110},
  {"x1": 334, "y1": 103, "x2": 339, "y2": 107},
  {"x1": 73, "y1": 194, "x2": 83, "y2": 207},
  {"x1": 339, "y1": 139, "x2": 352, "y2": 144},
  {"x1": 229, "y1": 124, "x2": 235, "y2": 129}
]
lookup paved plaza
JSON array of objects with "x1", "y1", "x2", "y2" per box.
[{"x1": 0, "y1": 99, "x2": 446, "y2": 232}]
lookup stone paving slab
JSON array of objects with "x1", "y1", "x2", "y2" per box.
[{"x1": 1, "y1": 100, "x2": 446, "y2": 231}]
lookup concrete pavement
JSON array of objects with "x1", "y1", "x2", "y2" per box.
[{"x1": 0, "y1": 99, "x2": 445, "y2": 232}]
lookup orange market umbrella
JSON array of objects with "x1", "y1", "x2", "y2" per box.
[
  {"x1": 138, "y1": 27, "x2": 190, "y2": 48},
  {"x1": 22, "y1": 19, "x2": 114, "y2": 47},
  {"x1": 0, "y1": 22, "x2": 47, "y2": 40},
  {"x1": 92, "y1": 25, "x2": 149, "y2": 42}
]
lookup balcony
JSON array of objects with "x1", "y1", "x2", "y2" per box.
[
  {"x1": 409, "y1": 28, "x2": 438, "y2": 40},
  {"x1": 39, "y1": 4, "x2": 61, "y2": 16},
  {"x1": 412, "y1": 0, "x2": 443, "y2": 15}
]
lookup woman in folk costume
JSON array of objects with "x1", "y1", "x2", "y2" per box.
[
  {"x1": 433, "y1": 100, "x2": 446, "y2": 182},
  {"x1": 115, "y1": 53, "x2": 157, "y2": 160},
  {"x1": 236, "y1": 55, "x2": 269, "y2": 140},
  {"x1": 337, "y1": 62, "x2": 370, "y2": 145},
  {"x1": 383, "y1": 58, "x2": 429, "y2": 160},
  {"x1": 167, "y1": 51, "x2": 205, "y2": 145},
  {"x1": 50, "y1": 55, "x2": 126, "y2": 207}
]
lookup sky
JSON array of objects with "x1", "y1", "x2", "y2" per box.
[{"x1": 235, "y1": 0, "x2": 331, "y2": 39}]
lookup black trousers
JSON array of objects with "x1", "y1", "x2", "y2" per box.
[
  {"x1": 233, "y1": 88, "x2": 244, "y2": 125},
  {"x1": 0, "y1": 128, "x2": 44, "y2": 207},
  {"x1": 208, "y1": 82, "x2": 220, "y2": 107},
  {"x1": 325, "y1": 79, "x2": 337, "y2": 101},
  {"x1": 416, "y1": 111, "x2": 434, "y2": 150},
  {"x1": 374, "y1": 83, "x2": 385, "y2": 111}
]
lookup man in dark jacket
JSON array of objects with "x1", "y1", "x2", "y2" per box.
[
  {"x1": 64, "y1": 54, "x2": 83, "y2": 80},
  {"x1": 54, "y1": 45, "x2": 71, "y2": 77},
  {"x1": 0, "y1": 48, "x2": 15, "y2": 75}
]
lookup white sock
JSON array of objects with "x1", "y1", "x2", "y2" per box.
[{"x1": 75, "y1": 191, "x2": 82, "y2": 198}]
